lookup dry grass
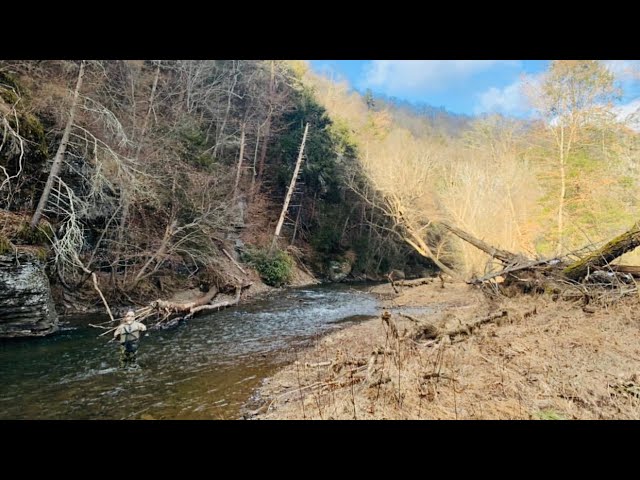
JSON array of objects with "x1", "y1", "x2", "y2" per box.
[
  {"x1": 253, "y1": 281, "x2": 640, "y2": 420},
  {"x1": 0, "y1": 210, "x2": 30, "y2": 240}
]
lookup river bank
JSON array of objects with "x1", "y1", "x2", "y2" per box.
[
  {"x1": 53, "y1": 255, "x2": 320, "y2": 317},
  {"x1": 251, "y1": 280, "x2": 640, "y2": 420}
]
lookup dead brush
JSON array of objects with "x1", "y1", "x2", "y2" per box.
[{"x1": 255, "y1": 280, "x2": 640, "y2": 420}]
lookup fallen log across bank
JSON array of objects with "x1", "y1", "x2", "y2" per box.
[
  {"x1": 562, "y1": 222, "x2": 640, "y2": 281},
  {"x1": 90, "y1": 282, "x2": 253, "y2": 334},
  {"x1": 439, "y1": 221, "x2": 640, "y2": 298},
  {"x1": 142, "y1": 282, "x2": 251, "y2": 327},
  {"x1": 440, "y1": 222, "x2": 521, "y2": 265}
]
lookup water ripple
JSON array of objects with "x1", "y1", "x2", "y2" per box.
[{"x1": 0, "y1": 283, "x2": 381, "y2": 419}]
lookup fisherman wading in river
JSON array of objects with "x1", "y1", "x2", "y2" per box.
[{"x1": 114, "y1": 310, "x2": 147, "y2": 369}]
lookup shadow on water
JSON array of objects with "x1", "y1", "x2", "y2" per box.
[{"x1": 0, "y1": 283, "x2": 380, "y2": 420}]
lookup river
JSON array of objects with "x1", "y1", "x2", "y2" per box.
[{"x1": 0, "y1": 283, "x2": 380, "y2": 420}]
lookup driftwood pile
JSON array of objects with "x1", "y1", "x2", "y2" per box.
[
  {"x1": 90, "y1": 280, "x2": 251, "y2": 336},
  {"x1": 440, "y1": 221, "x2": 640, "y2": 303}
]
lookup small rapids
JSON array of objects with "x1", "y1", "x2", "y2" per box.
[{"x1": 0, "y1": 283, "x2": 379, "y2": 419}]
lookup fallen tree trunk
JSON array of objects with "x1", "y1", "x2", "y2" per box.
[
  {"x1": 392, "y1": 278, "x2": 433, "y2": 288},
  {"x1": 222, "y1": 248, "x2": 248, "y2": 275},
  {"x1": 610, "y1": 265, "x2": 640, "y2": 278},
  {"x1": 470, "y1": 258, "x2": 560, "y2": 285},
  {"x1": 185, "y1": 288, "x2": 242, "y2": 318},
  {"x1": 154, "y1": 285, "x2": 220, "y2": 312},
  {"x1": 137, "y1": 282, "x2": 252, "y2": 327},
  {"x1": 91, "y1": 272, "x2": 115, "y2": 324},
  {"x1": 434, "y1": 220, "x2": 640, "y2": 301},
  {"x1": 401, "y1": 310, "x2": 508, "y2": 342},
  {"x1": 444, "y1": 310, "x2": 508, "y2": 338},
  {"x1": 440, "y1": 222, "x2": 520, "y2": 265},
  {"x1": 562, "y1": 222, "x2": 640, "y2": 281}
]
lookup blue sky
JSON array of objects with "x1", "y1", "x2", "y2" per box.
[{"x1": 309, "y1": 60, "x2": 640, "y2": 119}]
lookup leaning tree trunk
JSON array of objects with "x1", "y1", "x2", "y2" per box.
[
  {"x1": 233, "y1": 123, "x2": 246, "y2": 198},
  {"x1": 434, "y1": 219, "x2": 640, "y2": 291},
  {"x1": 30, "y1": 60, "x2": 85, "y2": 228},
  {"x1": 440, "y1": 222, "x2": 519, "y2": 265},
  {"x1": 563, "y1": 222, "x2": 640, "y2": 281},
  {"x1": 272, "y1": 123, "x2": 309, "y2": 251}
]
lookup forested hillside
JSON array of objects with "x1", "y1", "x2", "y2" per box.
[
  {"x1": 0, "y1": 60, "x2": 433, "y2": 310},
  {"x1": 1, "y1": 60, "x2": 639, "y2": 310},
  {"x1": 302, "y1": 61, "x2": 640, "y2": 277}
]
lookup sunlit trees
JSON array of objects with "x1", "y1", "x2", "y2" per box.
[
  {"x1": 360, "y1": 129, "x2": 459, "y2": 275},
  {"x1": 437, "y1": 115, "x2": 542, "y2": 276},
  {"x1": 526, "y1": 60, "x2": 619, "y2": 255}
]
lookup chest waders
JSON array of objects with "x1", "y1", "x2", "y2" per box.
[
  {"x1": 119, "y1": 324, "x2": 141, "y2": 367},
  {"x1": 120, "y1": 324, "x2": 141, "y2": 352}
]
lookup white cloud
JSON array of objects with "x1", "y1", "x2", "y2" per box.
[
  {"x1": 614, "y1": 98, "x2": 640, "y2": 130},
  {"x1": 360, "y1": 60, "x2": 521, "y2": 94},
  {"x1": 474, "y1": 64, "x2": 640, "y2": 124},
  {"x1": 602, "y1": 60, "x2": 640, "y2": 81},
  {"x1": 475, "y1": 80, "x2": 526, "y2": 115},
  {"x1": 615, "y1": 98, "x2": 640, "y2": 117}
]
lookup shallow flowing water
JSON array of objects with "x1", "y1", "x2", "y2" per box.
[{"x1": 0, "y1": 283, "x2": 379, "y2": 420}]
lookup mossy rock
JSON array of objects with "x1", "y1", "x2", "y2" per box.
[
  {"x1": 0, "y1": 71, "x2": 21, "y2": 104},
  {"x1": 15, "y1": 222, "x2": 53, "y2": 246},
  {"x1": 0, "y1": 234, "x2": 12, "y2": 255}
]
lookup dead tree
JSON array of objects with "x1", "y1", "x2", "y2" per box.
[
  {"x1": 31, "y1": 60, "x2": 85, "y2": 228},
  {"x1": 233, "y1": 122, "x2": 246, "y2": 198},
  {"x1": 128, "y1": 282, "x2": 252, "y2": 329},
  {"x1": 440, "y1": 222, "x2": 520, "y2": 265},
  {"x1": 562, "y1": 222, "x2": 640, "y2": 281},
  {"x1": 443, "y1": 219, "x2": 640, "y2": 298},
  {"x1": 272, "y1": 122, "x2": 309, "y2": 251}
]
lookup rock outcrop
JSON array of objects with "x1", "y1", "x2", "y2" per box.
[
  {"x1": 328, "y1": 260, "x2": 352, "y2": 282},
  {"x1": 0, "y1": 252, "x2": 58, "y2": 338}
]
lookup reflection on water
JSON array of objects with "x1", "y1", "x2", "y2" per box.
[{"x1": 0, "y1": 283, "x2": 379, "y2": 420}]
